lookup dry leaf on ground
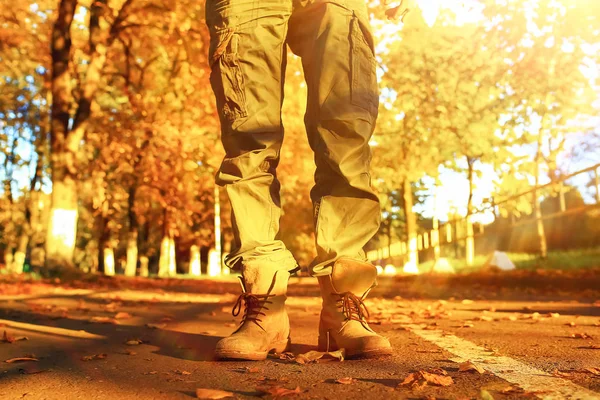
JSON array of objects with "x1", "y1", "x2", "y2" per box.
[
  {"x1": 582, "y1": 367, "x2": 600, "y2": 376},
  {"x1": 295, "y1": 349, "x2": 345, "y2": 364},
  {"x1": 571, "y1": 333, "x2": 593, "y2": 339},
  {"x1": 458, "y1": 360, "x2": 485, "y2": 374},
  {"x1": 551, "y1": 369, "x2": 572, "y2": 378},
  {"x1": 5, "y1": 357, "x2": 39, "y2": 363},
  {"x1": 81, "y1": 353, "x2": 107, "y2": 361},
  {"x1": 196, "y1": 388, "x2": 235, "y2": 399},
  {"x1": 175, "y1": 369, "x2": 192, "y2": 375},
  {"x1": 400, "y1": 369, "x2": 453, "y2": 389},
  {"x1": 1, "y1": 330, "x2": 28, "y2": 343},
  {"x1": 90, "y1": 316, "x2": 117, "y2": 324},
  {"x1": 115, "y1": 312, "x2": 132, "y2": 319},
  {"x1": 335, "y1": 377, "x2": 354, "y2": 384},
  {"x1": 277, "y1": 352, "x2": 295, "y2": 361},
  {"x1": 125, "y1": 338, "x2": 144, "y2": 345},
  {"x1": 257, "y1": 386, "x2": 302, "y2": 398}
]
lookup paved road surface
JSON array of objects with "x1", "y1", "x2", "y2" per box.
[{"x1": 0, "y1": 277, "x2": 599, "y2": 399}]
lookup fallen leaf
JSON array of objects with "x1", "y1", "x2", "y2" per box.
[
  {"x1": 475, "y1": 315, "x2": 493, "y2": 322},
  {"x1": 461, "y1": 299, "x2": 474, "y2": 305},
  {"x1": 115, "y1": 312, "x2": 132, "y2": 320},
  {"x1": 335, "y1": 377, "x2": 354, "y2": 384},
  {"x1": 278, "y1": 352, "x2": 295, "y2": 361},
  {"x1": 399, "y1": 369, "x2": 453, "y2": 389},
  {"x1": 195, "y1": 388, "x2": 235, "y2": 399},
  {"x1": 175, "y1": 369, "x2": 192, "y2": 375},
  {"x1": 459, "y1": 360, "x2": 485, "y2": 374},
  {"x1": 145, "y1": 323, "x2": 166, "y2": 329},
  {"x1": 571, "y1": 333, "x2": 593, "y2": 339},
  {"x1": 295, "y1": 349, "x2": 345, "y2": 364},
  {"x1": 81, "y1": 353, "x2": 107, "y2": 361},
  {"x1": 125, "y1": 338, "x2": 144, "y2": 345},
  {"x1": 565, "y1": 322, "x2": 576, "y2": 327},
  {"x1": 460, "y1": 322, "x2": 474, "y2": 328},
  {"x1": 1, "y1": 330, "x2": 28, "y2": 343},
  {"x1": 583, "y1": 367, "x2": 600, "y2": 376},
  {"x1": 551, "y1": 369, "x2": 572, "y2": 378},
  {"x1": 5, "y1": 357, "x2": 39, "y2": 363}
]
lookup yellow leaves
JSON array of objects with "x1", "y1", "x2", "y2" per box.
[
  {"x1": 1, "y1": 330, "x2": 28, "y2": 343},
  {"x1": 81, "y1": 353, "x2": 107, "y2": 361},
  {"x1": 570, "y1": 333, "x2": 593, "y2": 339},
  {"x1": 295, "y1": 349, "x2": 345, "y2": 364},
  {"x1": 459, "y1": 360, "x2": 485, "y2": 374},
  {"x1": 583, "y1": 367, "x2": 600, "y2": 376},
  {"x1": 400, "y1": 368, "x2": 454, "y2": 389}
]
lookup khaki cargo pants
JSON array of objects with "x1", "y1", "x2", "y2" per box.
[{"x1": 206, "y1": 0, "x2": 380, "y2": 276}]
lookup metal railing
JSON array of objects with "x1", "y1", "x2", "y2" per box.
[{"x1": 367, "y1": 163, "x2": 600, "y2": 266}]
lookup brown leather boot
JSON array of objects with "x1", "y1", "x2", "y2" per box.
[
  {"x1": 215, "y1": 265, "x2": 291, "y2": 360},
  {"x1": 317, "y1": 257, "x2": 392, "y2": 359}
]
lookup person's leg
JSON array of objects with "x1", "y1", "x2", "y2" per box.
[
  {"x1": 206, "y1": 0, "x2": 296, "y2": 360},
  {"x1": 288, "y1": 0, "x2": 380, "y2": 276},
  {"x1": 288, "y1": 0, "x2": 391, "y2": 358}
]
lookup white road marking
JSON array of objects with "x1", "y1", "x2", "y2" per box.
[{"x1": 404, "y1": 324, "x2": 600, "y2": 400}]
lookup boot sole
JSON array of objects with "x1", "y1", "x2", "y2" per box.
[
  {"x1": 215, "y1": 338, "x2": 290, "y2": 361},
  {"x1": 317, "y1": 343, "x2": 393, "y2": 359}
]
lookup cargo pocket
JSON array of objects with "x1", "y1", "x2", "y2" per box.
[
  {"x1": 209, "y1": 29, "x2": 248, "y2": 122},
  {"x1": 350, "y1": 15, "x2": 378, "y2": 112}
]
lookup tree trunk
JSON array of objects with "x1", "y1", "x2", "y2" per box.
[
  {"x1": 103, "y1": 247, "x2": 115, "y2": 276},
  {"x1": 125, "y1": 229, "x2": 138, "y2": 277},
  {"x1": 465, "y1": 157, "x2": 475, "y2": 266},
  {"x1": 189, "y1": 245, "x2": 201, "y2": 276},
  {"x1": 46, "y1": 178, "x2": 79, "y2": 270},
  {"x1": 402, "y1": 179, "x2": 418, "y2": 273},
  {"x1": 534, "y1": 129, "x2": 548, "y2": 258},
  {"x1": 47, "y1": 0, "x2": 78, "y2": 271},
  {"x1": 124, "y1": 187, "x2": 138, "y2": 277},
  {"x1": 12, "y1": 234, "x2": 29, "y2": 274},
  {"x1": 158, "y1": 208, "x2": 175, "y2": 277},
  {"x1": 139, "y1": 256, "x2": 149, "y2": 277}
]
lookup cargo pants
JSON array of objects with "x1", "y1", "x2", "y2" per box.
[{"x1": 206, "y1": 0, "x2": 380, "y2": 276}]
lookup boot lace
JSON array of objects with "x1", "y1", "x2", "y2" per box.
[
  {"x1": 232, "y1": 293, "x2": 274, "y2": 332},
  {"x1": 336, "y1": 292, "x2": 370, "y2": 322}
]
